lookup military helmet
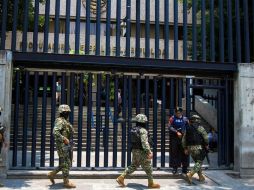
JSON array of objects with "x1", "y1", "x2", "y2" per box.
[
  {"x1": 135, "y1": 114, "x2": 148, "y2": 123},
  {"x1": 58, "y1": 104, "x2": 71, "y2": 113},
  {"x1": 189, "y1": 114, "x2": 201, "y2": 122}
]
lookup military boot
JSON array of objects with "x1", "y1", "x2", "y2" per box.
[
  {"x1": 116, "y1": 175, "x2": 126, "y2": 187},
  {"x1": 148, "y1": 179, "x2": 160, "y2": 189},
  {"x1": 63, "y1": 178, "x2": 76, "y2": 188},
  {"x1": 186, "y1": 171, "x2": 195, "y2": 184},
  {"x1": 198, "y1": 172, "x2": 205, "y2": 182},
  {"x1": 47, "y1": 171, "x2": 57, "y2": 185}
]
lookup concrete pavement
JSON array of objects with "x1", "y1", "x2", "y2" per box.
[{"x1": 0, "y1": 170, "x2": 253, "y2": 190}]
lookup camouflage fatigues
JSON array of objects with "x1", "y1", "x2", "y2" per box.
[
  {"x1": 182, "y1": 124, "x2": 208, "y2": 173},
  {"x1": 121, "y1": 127, "x2": 153, "y2": 180},
  {"x1": 52, "y1": 116, "x2": 74, "y2": 178}
]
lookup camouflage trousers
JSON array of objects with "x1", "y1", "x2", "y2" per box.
[
  {"x1": 53, "y1": 144, "x2": 71, "y2": 178},
  {"x1": 121, "y1": 149, "x2": 153, "y2": 180},
  {"x1": 188, "y1": 145, "x2": 205, "y2": 173}
]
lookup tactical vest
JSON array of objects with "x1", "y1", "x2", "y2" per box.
[
  {"x1": 130, "y1": 126, "x2": 153, "y2": 150},
  {"x1": 185, "y1": 124, "x2": 203, "y2": 146}
]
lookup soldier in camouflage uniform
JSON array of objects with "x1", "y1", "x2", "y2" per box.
[
  {"x1": 47, "y1": 105, "x2": 76, "y2": 188},
  {"x1": 116, "y1": 114, "x2": 160, "y2": 189},
  {"x1": 182, "y1": 115, "x2": 208, "y2": 184}
]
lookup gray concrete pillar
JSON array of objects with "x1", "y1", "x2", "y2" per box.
[
  {"x1": 0, "y1": 50, "x2": 13, "y2": 178},
  {"x1": 234, "y1": 63, "x2": 254, "y2": 177}
]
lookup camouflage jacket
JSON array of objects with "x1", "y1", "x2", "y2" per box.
[
  {"x1": 53, "y1": 117, "x2": 74, "y2": 144},
  {"x1": 139, "y1": 128, "x2": 152, "y2": 154},
  {"x1": 182, "y1": 125, "x2": 208, "y2": 149}
]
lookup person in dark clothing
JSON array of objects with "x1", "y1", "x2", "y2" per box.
[{"x1": 168, "y1": 107, "x2": 189, "y2": 174}]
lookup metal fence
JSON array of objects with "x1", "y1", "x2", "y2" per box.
[{"x1": 0, "y1": 0, "x2": 253, "y2": 63}]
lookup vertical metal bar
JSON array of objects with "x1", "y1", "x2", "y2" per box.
[
  {"x1": 253, "y1": 1, "x2": 254, "y2": 62},
  {"x1": 12, "y1": 71, "x2": 20, "y2": 167},
  {"x1": 219, "y1": 0, "x2": 224, "y2": 62},
  {"x1": 85, "y1": 0, "x2": 91, "y2": 54},
  {"x1": 201, "y1": 0, "x2": 206, "y2": 61},
  {"x1": 86, "y1": 73, "x2": 92, "y2": 167},
  {"x1": 54, "y1": 0, "x2": 60, "y2": 53},
  {"x1": 31, "y1": 72, "x2": 39, "y2": 167},
  {"x1": 22, "y1": 0, "x2": 29, "y2": 52},
  {"x1": 95, "y1": 74, "x2": 102, "y2": 167},
  {"x1": 178, "y1": 79, "x2": 183, "y2": 107},
  {"x1": 50, "y1": 72, "x2": 57, "y2": 167},
  {"x1": 69, "y1": 73, "x2": 75, "y2": 124},
  {"x1": 75, "y1": 0, "x2": 81, "y2": 54},
  {"x1": 11, "y1": 0, "x2": 19, "y2": 51},
  {"x1": 33, "y1": 0, "x2": 40, "y2": 52},
  {"x1": 136, "y1": 76, "x2": 141, "y2": 114},
  {"x1": 113, "y1": 75, "x2": 119, "y2": 167},
  {"x1": 210, "y1": 0, "x2": 215, "y2": 61},
  {"x1": 225, "y1": 78, "x2": 229, "y2": 166},
  {"x1": 22, "y1": 71, "x2": 29, "y2": 166},
  {"x1": 135, "y1": 0, "x2": 141, "y2": 57},
  {"x1": 161, "y1": 78, "x2": 166, "y2": 167},
  {"x1": 127, "y1": 76, "x2": 132, "y2": 165},
  {"x1": 121, "y1": 76, "x2": 127, "y2": 167},
  {"x1": 155, "y1": 0, "x2": 160, "y2": 58},
  {"x1": 153, "y1": 77, "x2": 158, "y2": 167},
  {"x1": 106, "y1": 0, "x2": 111, "y2": 56},
  {"x1": 183, "y1": 0, "x2": 187, "y2": 60},
  {"x1": 0, "y1": 0, "x2": 7, "y2": 49},
  {"x1": 145, "y1": 76, "x2": 149, "y2": 130},
  {"x1": 192, "y1": 0, "x2": 197, "y2": 60},
  {"x1": 243, "y1": 0, "x2": 250, "y2": 63},
  {"x1": 145, "y1": 0, "x2": 150, "y2": 58},
  {"x1": 174, "y1": 0, "x2": 178, "y2": 59},
  {"x1": 96, "y1": 0, "x2": 101, "y2": 55},
  {"x1": 164, "y1": 0, "x2": 169, "y2": 59},
  {"x1": 186, "y1": 78, "x2": 190, "y2": 118},
  {"x1": 170, "y1": 78, "x2": 174, "y2": 116},
  {"x1": 227, "y1": 0, "x2": 233, "y2": 62},
  {"x1": 65, "y1": 0, "x2": 71, "y2": 53},
  {"x1": 116, "y1": 0, "x2": 121, "y2": 56},
  {"x1": 40, "y1": 72, "x2": 48, "y2": 167},
  {"x1": 104, "y1": 74, "x2": 110, "y2": 167},
  {"x1": 126, "y1": 0, "x2": 131, "y2": 57},
  {"x1": 77, "y1": 73, "x2": 84, "y2": 167},
  {"x1": 61, "y1": 73, "x2": 66, "y2": 104},
  {"x1": 217, "y1": 89, "x2": 222, "y2": 166},
  {"x1": 235, "y1": 0, "x2": 241, "y2": 63},
  {"x1": 43, "y1": 0, "x2": 50, "y2": 52}
]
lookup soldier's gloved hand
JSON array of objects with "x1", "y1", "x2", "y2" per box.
[
  {"x1": 147, "y1": 152, "x2": 153, "y2": 160},
  {"x1": 63, "y1": 137, "x2": 69, "y2": 145}
]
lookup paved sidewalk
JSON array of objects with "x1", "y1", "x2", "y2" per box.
[{"x1": 0, "y1": 170, "x2": 253, "y2": 190}]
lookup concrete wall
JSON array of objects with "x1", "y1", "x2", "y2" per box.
[
  {"x1": 38, "y1": 0, "x2": 193, "y2": 23},
  {"x1": 195, "y1": 95, "x2": 217, "y2": 130},
  {"x1": 0, "y1": 51, "x2": 13, "y2": 178},
  {"x1": 234, "y1": 63, "x2": 254, "y2": 177}
]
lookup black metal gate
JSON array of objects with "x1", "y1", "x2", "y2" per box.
[{"x1": 10, "y1": 67, "x2": 234, "y2": 169}]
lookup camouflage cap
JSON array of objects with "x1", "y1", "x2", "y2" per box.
[
  {"x1": 189, "y1": 114, "x2": 201, "y2": 122},
  {"x1": 135, "y1": 114, "x2": 148, "y2": 123},
  {"x1": 58, "y1": 104, "x2": 71, "y2": 113}
]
